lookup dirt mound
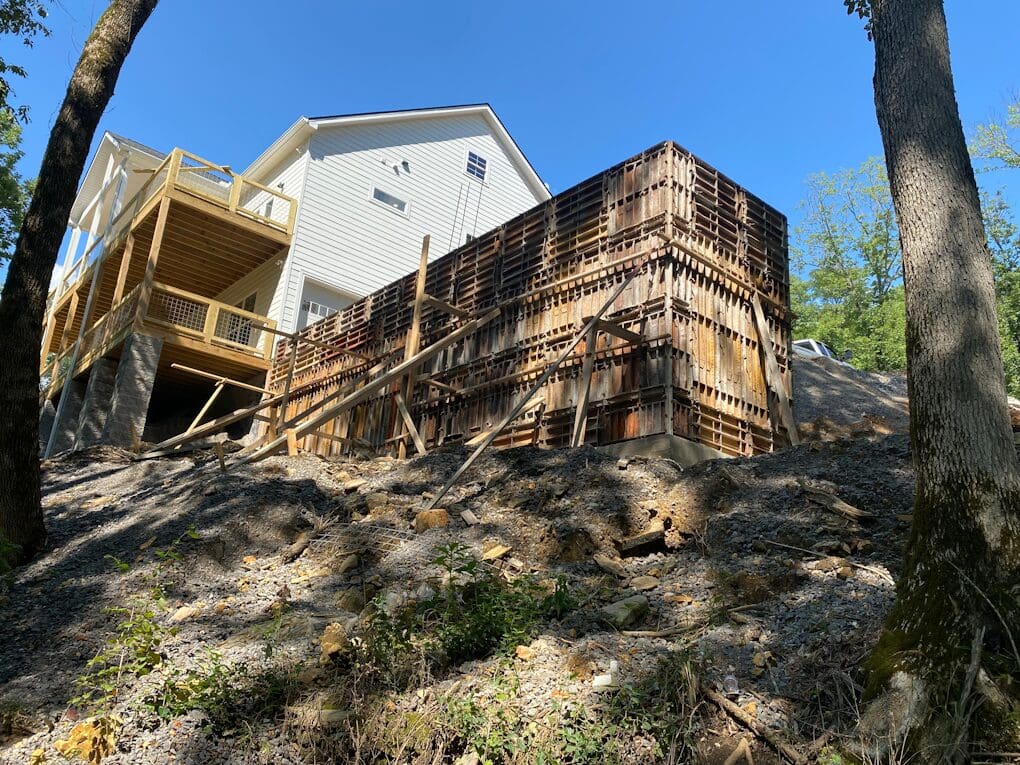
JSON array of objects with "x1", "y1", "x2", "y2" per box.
[
  {"x1": 0, "y1": 436, "x2": 915, "y2": 764},
  {"x1": 793, "y1": 355, "x2": 909, "y2": 440}
]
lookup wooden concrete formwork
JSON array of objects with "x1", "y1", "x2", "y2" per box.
[{"x1": 262, "y1": 141, "x2": 792, "y2": 460}]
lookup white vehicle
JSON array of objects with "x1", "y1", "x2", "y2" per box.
[{"x1": 793, "y1": 338, "x2": 853, "y2": 366}]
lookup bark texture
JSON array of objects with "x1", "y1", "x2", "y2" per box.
[
  {"x1": 866, "y1": 0, "x2": 1020, "y2": 754},
  {"x1": 0, "y1": 0, "x2": 158, "y2": 564}
]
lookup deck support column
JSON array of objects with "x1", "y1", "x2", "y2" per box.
[
  {"x1": 110, "y1": 232, "x2": 135, "y2": 306},
  {"x1": 101, "y1": 331, "x2": 164, "y2": 448},
  {"x1": 49, "y1": 377, "x2": 87, "y2": 454},
  {"x1": 74, "y1": 357, "x2": 119, "y2": 448}
]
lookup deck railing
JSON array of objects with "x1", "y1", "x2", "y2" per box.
[
  {"x1": 42, "y1": 282, "x2": 275, "y2": 399},
  {"x1": 49, "y1": 148, "x2": 297, "y2": 307}
]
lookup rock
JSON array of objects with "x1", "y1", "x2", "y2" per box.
[
  {"x1": 319, "y1": 623, "x2": 349, "y2": 663},
  {"x1": 343, "y1": 479, "x2": 367, "y2": 493},
  {"x1": 592, "y1": 660, "x2": 620, "y2": 691},
  {"x1": 837, "y1": 566, "x2": 856, "y2": 580},
  {"x1": 629, "y1": 575, "x2": 659, "y2": 591},
  {"x1": 514, "y1": 645, "x2": 537, "y2": 661},
  {"x1": 617, "y1": 458, "x2": 630, "y2": 470},
  {"x1": 364, "y1": 492, "x2": 389, "y2": 511},
  {"x1": 460, "y1": 509, "x2": 481, "y2": 526},
  {"x1": 454, "y1": 752, "x2": 481, "y2": 765},
  {"x1": 600, "y1": 595, "x2": 649, "y2": 628},
  {"x1": 593, "y1": 553, "x2": 627, "y2": 577},
  {"x1": 169, "y1": 604, "x2": 202, "y2": 623},
  {"x1": 337, "y1": 588, "x2": 368, "y2": 613},
  {"x1": 481, "y1": 542, "x2": 512, "y2": 561},
  {"x1": 812, "y1": 556, "x2": 845, "y2": 573},
  {"x1": 414, "y1": 508, "x2": 449, "y2": 532},
  {"x1": 336, "y1": 554, "x2": 360, "y2": 575}
]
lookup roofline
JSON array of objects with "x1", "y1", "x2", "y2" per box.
[
  {"x1": 70, "y1": 131, "x2": 165, "y2": 224},
  {"x1": 243, "y1": 104, "x2": 550, "y2": 201}
]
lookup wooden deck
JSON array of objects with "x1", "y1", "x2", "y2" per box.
[{"x1": 41, "y1": 148, "x2": 294, "y2": 400}]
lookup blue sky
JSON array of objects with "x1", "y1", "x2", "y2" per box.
[{"x1": 7, "y1": 0, "x2": 1020, "y2": 265}]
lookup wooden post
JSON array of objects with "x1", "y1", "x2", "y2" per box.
[
  {"x1": 750, "y1": 294, "x2": 799, "y2": 446},
  {"x1": 395, "y1": 235, "x2": 430, "y2": 458},
  {"x1": 426, "y1": 270, "x2": 638, "y2": 510},
  {"x1": 286, "y1": 428, "x2": 299, "y2": 457},
  {"x1": 570, "y1": 327, "x2": 598, "y2": 447},
  {"x1": 110, "y1": 232, "x2": 136, "y2": 306},
  {"x1": 277, "y1": 340, "x2": 298, "y2": 435},
  {"x1": 134, "y1": 196, "x2": 172, "y2": 327},
  {"x1": 56, "y1": 291, "x2": 80, "y2": 353}
]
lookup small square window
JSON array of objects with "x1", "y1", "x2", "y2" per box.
[
  {"x1": 466, "y1": 151, "x2": 487, "y2": 181},
  {"x1": 372, "y1": 187, "x2": 408, "y2": 214}
]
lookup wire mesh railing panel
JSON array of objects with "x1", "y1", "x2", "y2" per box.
[
  {"x1": 213, "y1": 308, "x2": 264, "y2": 351},
  {"x1": 148, "y1": 289, "x2": 208, "y2": 333}
]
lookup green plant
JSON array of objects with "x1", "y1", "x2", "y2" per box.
[
  {"x1": 103, "y1": 554, "x2": 129, "y2": 573},
  {"x1": 363, "y1": 543, "x2": 577, "y2": 674},
  {"x1": 0, "y1": 537, "x2": 20, "y2": 590},
  {"x1": 144, "y1": 650, "x2": 240, "y2": 722},
  {"x1": 153, "y1": 524, "x2": 201, "y2": 563},
  {"x1": 143, "y1": 524, "x2": 201, "y2": 599},
  {"x1": 72, "y1": 607, "x2": 173, "y2": 711}
]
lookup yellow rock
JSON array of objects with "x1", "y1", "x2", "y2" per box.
[
  {"x1": 319, "y1": 623, "x2": 349, "y2": 663},
  {"x1": 514, "y1": 644, "x2": 537, "y2": 661},
  {"x1": 414, "y1": 508, "x2": 449, "y2": 532},
  {"x1": 481, "y1": 543, "x2": 512, "y2": 561},
  {"x1": 54, "y1": 716, "x2": 119, "y2": 763}
]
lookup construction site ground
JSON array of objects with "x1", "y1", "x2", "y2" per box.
[{"x1": 0, "y1": 359, "x2": 915, "y2": 764}]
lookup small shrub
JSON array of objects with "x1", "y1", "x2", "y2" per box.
[
  {"x1": 362, "y1": 543, "x2": 577, "y2": 674},
  {"x1": 72, "y1": 608, "x2": 172, "y2": 711},
  {"x1": 144, "y1": 650, "x2": 241, "y2": 722}
]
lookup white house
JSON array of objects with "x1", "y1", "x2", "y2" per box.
[
  {"x1": 233, "y1": 104, "x2": 549, "y2": 332},
  {"x1": 41, "y1": 103, "x2": 548, "y2": 452}
]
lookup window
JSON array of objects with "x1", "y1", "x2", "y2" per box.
[
  {"x1": 236, "y1": 292, "x2": 257, "y2": 313},
  {"x1": 466, "y1": 151, "x2": 487, "y2": 181},
  {"x1": 371, "y1": 187, "x2": 408, "y2": 215},
  {"x1": 301, "y1": 299, "x2": 337, "y2": 321}
]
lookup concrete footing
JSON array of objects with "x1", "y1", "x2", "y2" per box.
[
  {"x1": 597, "y1": 433, "x2": 729, "y2": 466},
  {"x1": 101, "y1": 332, "x2": 164, "y2": 448},
  {"x1": 75, "y1": 357, "x2": 118, "y2": 449},
  {"x1": 48, "y1": 377, "x2": 86, "y2": 454}
]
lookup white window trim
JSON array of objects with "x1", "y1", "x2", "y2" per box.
[
  {"x1": 464, "y1": 149, "x2": 490, "y2": 185},
  {"x1": 369, "y1": 185, "x2": 411, "y2": 217}
]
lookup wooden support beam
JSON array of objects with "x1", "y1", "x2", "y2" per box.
[
  {"x1": 241, "y1": 304, "x2": 500, "y2": 464},
  {"x1": 587, "y1": 318, "x2": 643, "y2": 345},
  {"x1": 134, "y1": 196, "x2": 172, "y2": 327},
  {"x1": 571, "y1": 328, "x2": 598, "y2": 447},
  {"x1": 277, "y1": 341, "x2": 298, "y2": 435},
  {"x1": 395, "y1": 235, "x2": 430, "y2": 459},
  {"x1": 286, "y1": 429, "x2": 299, "y2": 457},
  {"x1": 750, "y1": 294, "x2": 799, "y2": 446},
  {"x1": 421, "y1": 293, "x2": 471, "y2": 320},
  {"x1": 419, "y1": 378, "x2": 460, "y2": 394},
  {"x1": 426, "y1": 270, "x2": 639, "y2": 510},
  {"x1": 394, "y1": 392, "x2": 427, "y2": 456},
  {"x1": 110, "y1": 232, "x2": 136, "y2": 306},
  {"x1": 56, "y1": 291, "x2": 80, "y2": 353},
  {"x1": 143, "y1": 390, "x2": 287, "y2": 454},
  {"x1": 178, "y1": 382, "x2": 225, "y2": 447},
  {"x1": 466, "y1": 396, "x2": 545, "y2": 447},
  {"x1": 169, "y1": 363, "x2": 270, "y2": 394},
  {"x1": 252, "y1": 321, "x2": 368, "y2": 359}
]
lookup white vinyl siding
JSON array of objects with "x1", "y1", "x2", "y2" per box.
[
  {"x1": 215, "y1": 257, "x2": 283, "y2": 319},
  {"x1": 274, "y1": 114, "x2": 541, "y2": 330}
]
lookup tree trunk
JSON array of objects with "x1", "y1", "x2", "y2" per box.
[
  {"x1": 0, "y1": 0, "x2": 158, "y2": 565},
  {"x1": 865, "y1": 0, "x2": 1020, "y2": 755}
]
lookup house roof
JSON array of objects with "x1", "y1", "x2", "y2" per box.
[
  {"x1": 70, "y1": 132, "x2": 165, "y2": 224},
  {"x1": 243, "y1": 103, "x2": 550, "y2": 201}
]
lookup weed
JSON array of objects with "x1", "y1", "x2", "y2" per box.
[
  {"x1": 361, "y1": 542, "x2": 577, "y2": 677},
  {"x1": 72, "y1": 607, "x2": 173, "y2": 711},
  {"x1": 144, "y1": 650, "x2": 240, "y2": 722},
  {"x1": 103, "y1": 554, "x2": 130, "y2": 573}
]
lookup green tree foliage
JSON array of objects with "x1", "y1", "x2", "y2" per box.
[
  {"x1": 791, "y1": 157, "x2": 907, "y2": 371},
  {"x1": 0, "y1": 109, "x2": 31, "y2": 260},
  {"x1": 792, "y1": 157, "x2": 1020, "y2": 392},
  {"x1": 0, "y1": 0, "x2": 48, "y2": 122},
  {"x1": 973, "y1": 98, "x2": 1020, "y2": 172}
]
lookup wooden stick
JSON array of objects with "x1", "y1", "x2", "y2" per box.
[
  {"x1": 466, "y1": 397, "x2": 545, "y2": 446},
  {"x1": 241, "y1": 305, "x2": 501, "y2": 464},
  {"x1": 419, "y1": 378, "x2": 460, "y2": 394},
  {"x1": 723, "y1": 738, "x2": 755, "y2": 765},
  {"x1": 751, "y1": 294, "x2": 799, "y2": 446},
  {"x1": 251, "y1": 320, "x2": 368, "y2": 358},
  {"x1": 286, "y1": 428, "x2": 299, "y2": 457},
  {"x1": 214, "y1": 442, "x2": 226, "y2": 473},
  {"x1": 426, "y1": 270, "x2": 638, "y2": 510},
  {"x1": 143, "y1": 391, "x2": 287, "y2": 454},
  {"x1": 422, "y1": 293, "x2": 471, "y2": 320},
  {"x1": 395, "y1": 392, "x2": 426, "y2": 456},
  {"x1": 571, "y1": 327, "x2": 597, "y2": 447},
  {"x1": 701, "y1": 684, "x2": 806, "y2": 765},
  {"x1": 169, "y1": 363, "x2": 270, "y2": 394},
  {"x1": 588, "y1": 317, "x2": 642, "y2": 344},
  {"x1": 395, "y1": 235, "x2": 430, "y2": 459},
  {"x1": 277, "y1": 340, "x2": 298, "y2": 435},
  {"x1": 759, "y1": 539, "x2": 895, "y2": 585},
  {"x1": 181, "y1": 381, "x2": 224, "y2": 439}
]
